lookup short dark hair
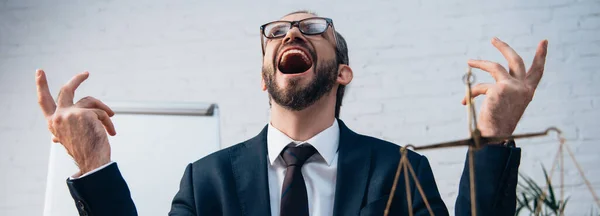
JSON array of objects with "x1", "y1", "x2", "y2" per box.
[
  {"x1": 333, "y1": 32, "x2": 348, "y2": 118},
  {"x1": 282, "y1": 10, "x2": 349, "y2": 118}
]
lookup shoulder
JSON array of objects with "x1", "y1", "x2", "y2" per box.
[
  {"x1": 176, "y1": 141, "x2": 249, "y2": 188},
  {"x1": 184, "y1": 125, "x2": 268, "y2": 180},
  {"x1": 188, "y1": 141, "x2": 246, "y2": 171},
  {"x1": 357, "y1": 133, "x2": 425, "y2": 164},
  {"x1": 338, "y1": 119, "x2": 424, "y2": 163}
]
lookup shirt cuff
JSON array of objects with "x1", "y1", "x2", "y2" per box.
[{"x1": 69, "y1": 161, "x2": 116, "y2": 180}]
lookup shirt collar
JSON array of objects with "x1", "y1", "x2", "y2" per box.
[{"x1": 267, "y1": 119, "x2": 340, "y2": 166}]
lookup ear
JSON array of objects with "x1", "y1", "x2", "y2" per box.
[
  {"x1": 261, "y1": 75, "x2": 267, "y2": 91},
  {"x1": 336, "y1": 64, "x2": 353, "y2": 86}
]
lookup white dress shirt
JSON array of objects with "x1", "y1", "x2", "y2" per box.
[{"x1": 267, "y1": 119, "x2": 340, "y2": 216}]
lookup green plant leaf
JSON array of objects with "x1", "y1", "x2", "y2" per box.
[
  {"x1": 521, "y1": 174, "x2": 543, "y2": 196},
  {"x1": 518, "y1": 192, "x2": 534, "y2": 213},
  {"x1": 560, "y1": 198, "x2": 569, "y2": 215},
  {"x1": 542, "y1": 167, "x2": 561, "y2": 213},
  {"x1": 516, "y1": 204, "x2": 525, "y2": 215}
]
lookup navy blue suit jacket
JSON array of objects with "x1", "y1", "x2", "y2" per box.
[{"x1": 67, "y1": 119, "x2": 521, "y2": 216}]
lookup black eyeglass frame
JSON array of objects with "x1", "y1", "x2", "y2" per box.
[{"x1": 259, "y1": 17, "x2": 337, "y2": 55}]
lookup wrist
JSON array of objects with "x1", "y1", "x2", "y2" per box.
[
  {"x1": 78, "y1": 157, "x2": 111, "y2": 175},
  {"x1": 479, "y1": 126, "x2": 513, "y2": 137},
  {"x1": 71, "y1": 161, "x2": 114, "y2": 179}
]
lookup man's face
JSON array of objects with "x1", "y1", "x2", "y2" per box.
[{"x1": 261, "y1": 13, "x2": 339, "y2": 111}]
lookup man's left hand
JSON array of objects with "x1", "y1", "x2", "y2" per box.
[{"x1": 462, "y1": 37, "x2": 548, "y2": 137}]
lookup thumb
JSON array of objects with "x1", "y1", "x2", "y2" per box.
[{"x1": 461, "y1": 83, "x2": 493, "y2": 105}]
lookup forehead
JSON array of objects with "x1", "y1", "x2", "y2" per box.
[{"x1": 280, "y1": 13, "x2": 317, "y2": 22}]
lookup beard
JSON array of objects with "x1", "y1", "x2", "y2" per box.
[{"x1": 262, "y1": 58, "x2": 338, "y2": 111}]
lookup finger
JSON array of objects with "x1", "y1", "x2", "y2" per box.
[
  {"x1": 75, "y1": 96, "x2": 115, "y2": 117},
  {"x1": 491, "y1": 37, "x2": 526, "y2": 80},
  {"x1": 467, "y1": 59, "x2": 510, "y2": 81},
  {"x1": 57, "y1": 72, "x2": 90, "y2": 108},
  {"x1": 526, "y1": 40, "x2": 548, "y2": 90},
  {"x1": 52, "y1": 135, "x2": 60, "y2": 143},
  {"x1": 461, "y1": 83, "x2": 493, "y2": 105},
  {"x1": 90, "y1": 109, "x2": 117, "y2": 136},
  {"x1": 36, "y1": 69, "x2": 57, "y2": 117}
]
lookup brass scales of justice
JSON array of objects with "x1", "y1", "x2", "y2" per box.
[{"x1": 382, "y1": 67, "x2": 600, "y2": 216}]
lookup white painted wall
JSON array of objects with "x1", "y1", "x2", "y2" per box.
[{"x1": 1, "y1": 0, "x2": 598, "y2": 215}]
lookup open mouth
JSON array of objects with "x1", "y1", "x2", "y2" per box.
[{"x1": 277, "y1": 48, "x2": 313, "y2": 74}]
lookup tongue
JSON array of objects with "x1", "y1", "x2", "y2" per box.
[{"x1": 278, "y1": 53, "x2": 312, "y2": 74}]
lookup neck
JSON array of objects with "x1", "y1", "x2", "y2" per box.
[{"x1": 270, "y1": 92, "x2": 336, "y2": 141}]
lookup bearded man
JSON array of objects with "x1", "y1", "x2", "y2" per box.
[{"x1": 36, "y1": 10, "x2": 548, "y2": 216}]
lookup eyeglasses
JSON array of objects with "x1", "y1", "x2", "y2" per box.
[{"x1": 260, "y1": 17, "x2": 336, "y2": 55}]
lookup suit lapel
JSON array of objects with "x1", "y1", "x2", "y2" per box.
[
  {"x1": 333, "y1": 119, "x2": 373, "y2": 215},
  {"x1": 231, "y1": 126, "x2": 271, "y2": 216}
]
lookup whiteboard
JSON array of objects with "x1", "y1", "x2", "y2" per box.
[{"x1": 43, "y1": 102, "x2": 221, "y2": 216}]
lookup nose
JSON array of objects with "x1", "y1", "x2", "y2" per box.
[{"x1": 282, "y1": 26, "x2": 306, "y2": 44}]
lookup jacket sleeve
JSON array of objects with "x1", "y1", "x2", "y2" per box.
[
  {"x1": 66, "y1": 162, "x2": 138, "y2": 216},
  {"x1": 455, "y1": 145, "x2": 522, "y2": 216}
]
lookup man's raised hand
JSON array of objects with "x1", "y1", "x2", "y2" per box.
[
  {"x1": 36, "y1": 69, "x2": 116, "y2": 176},
  {"x1": 463, "y1": 38, "x2": 548, "y2": 137}
]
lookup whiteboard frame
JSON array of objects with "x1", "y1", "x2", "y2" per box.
[{"x1": 109, "y1": 102, "x2": 217, "y2": 116}]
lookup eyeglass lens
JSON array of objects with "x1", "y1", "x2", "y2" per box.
[{"x1": 264, "y1": 18, "x2": 328, "y2": 38}]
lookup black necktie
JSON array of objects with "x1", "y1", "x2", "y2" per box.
[{"x1": 279, "y1": 144, "x2": 317, "y2": 216}]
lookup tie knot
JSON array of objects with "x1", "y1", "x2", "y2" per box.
[{"x1": 281, "y1": 145, "x2": 317, "y2": 167}]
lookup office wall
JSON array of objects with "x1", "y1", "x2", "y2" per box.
[{"x1": 1, "y1": 0, "x2": 598, "y2": 214}]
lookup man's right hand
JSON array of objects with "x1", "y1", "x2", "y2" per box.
[{"x1": 36, "y1": 69, "x2": 117, "y2": 176}]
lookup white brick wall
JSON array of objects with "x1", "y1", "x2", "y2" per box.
[{"x1": 1, "y1": 0, "x2": 598, "y2": 215}]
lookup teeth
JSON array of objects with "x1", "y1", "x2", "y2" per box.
[{"x1": 280, "y1": 49, "x2": 310, "y2": 64}]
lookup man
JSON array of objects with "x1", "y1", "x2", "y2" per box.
[{"x1": 36, "y1": 11, "x2": 548, "y2": 216}]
